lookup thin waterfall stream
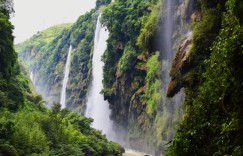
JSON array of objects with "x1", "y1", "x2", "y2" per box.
[
  {"x1": 30, "y1": 71, "x2": 34, "y2": 82},
  {"x1": 60, "y1": 45, "x2": 72, "y2": 109}
]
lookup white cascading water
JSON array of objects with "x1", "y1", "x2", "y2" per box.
[
  {"x1": 30, "y1": 71, "x2": 34, "y2": 82},
  {"x1": 60, "y1": 45, "x2": 72, "y2": 109},
  {"x1": 85, "y1": 14, "x2": 115, "y2": 140},
  {"x1": 158, "y1": 0, "x2": 195, "y2": 144}
]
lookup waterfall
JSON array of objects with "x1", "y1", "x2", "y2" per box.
[
  {"x1": 158, "y1": 0, "x2": 194, "y2": 145},
  {"x1": 161, "y1": 0, "x2": 175, "y2": 89},
  {"x1": 162, "y1": 0, "x2": 173, "y2": 62},
  {"x1": 30, "y1": 70, "x2": 36, "y2": 86},
  {"x1": 85, "y1": 14, "x2": 115, "y2": 140},
  {"x1": 30, "y1": 71, "x2": 34, "y2": 82},
  {"x1": 60, "y1": 45, "x2": 72, "y2": 109}
]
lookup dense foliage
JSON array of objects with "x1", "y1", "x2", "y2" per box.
[
  {"x1": 0, "y1": 1, "x2": 124, "y2": 155},
  {"x1": 12, "y1": 0, "x2": 243, "y2": 155},
  {"x1": 16, "y1": 9, "x2": 98, "y2": 112},
  {"x1": 0, "y1": 0, "x2": 16, "y2": 80},
  {"x1": 100, "y1": 0, "x2": 175, "y2": 154},
  {"x1": 16, "y1": 23, "x2": 73, "y2": 106},
  {"x1": 145, "y1": 52, "x2": 162, "y2": 116},
  {"x1": 96, "y1": 0, "x2": 112, "y2": 9},
  {"x1": 165, "y1": 0, "x2": 243, "y2": 155},
  {"x1": 68, "y1": 10, "x2": 97, "y2": 111},
  {"x1": 16, "y1": 1, "x2": 165, "y2": 153},
  {"x1": 0, "y1": 0, "x2": 22, "y2": 111},
  {"x1": 101, "y1": 0, "x2": 161, "y2": 114},
  {"x1": 0, "y1": 105, "x2": 124, "y2": 156}
]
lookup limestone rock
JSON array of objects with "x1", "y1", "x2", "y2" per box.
[
  {"x1": 167, "y1": 33, "x2": 192, "y2": 97},
  {"x1": 30, "y1": 48, "x2": 37, "y2": 57},
  {"x1": 191, "y1": 11, "x2": 202, "y2": 22}
]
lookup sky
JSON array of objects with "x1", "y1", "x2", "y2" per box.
[{"x1": 11, "y1": 0, "x2": 96, "y2": 44}]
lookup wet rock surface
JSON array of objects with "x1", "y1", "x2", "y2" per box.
[{"x1": 167, "y1": 33, "x2": 192, "y2": 97}]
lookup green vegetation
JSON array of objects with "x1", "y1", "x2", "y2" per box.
[
  {"x1": 0, "y1": 0, "x2": 16, "y2": 80},
  {"x1": 16, "y1": 22, "x2": 73, "y2": 106},
  {"x1": 16, "y1": 9, "x2": 98, "y2": 111},
  {"x1": 145, "y1": 52, "x2": 161, "y2": 116},
  {"x1": 165, "y1": 0, "x2": 243, "y2": 155},
  {"x1": 68, "y1": 10, "x2": 97, "y2": 111},
  {"x1": 117, "y1": 43, "x2": 137, "y2": 74},
  {"x1": 96, "y1": 0, "x2": 112, "y2": 9},
  {"x1": 9, "y1": 0, "x2": 243, "y2": 155},
  {"x1": 101, "y1": 0, "x2": 162, "y2": 110},
  {"x1": 100, "y1": 0, "x2": 169, "y2": 153},
  {"x1": 16, "y1": 23, "x2": 72, "y2": 56},
  {"x1": 0, "y1": 103, "x2": 124, "y2": 156},
  {"x1": 0, "y1": 1, "x2": 124, "y2": 155},
  {"x1": 137, "y1": 1, "x2": 161, "y2": 50},
  {"x1": 100, "y1": 0, "x2": 243, "y2": 155}
]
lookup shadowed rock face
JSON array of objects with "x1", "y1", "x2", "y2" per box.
[
  {"x1": 103, "y1": 0, "x2": 197, "y2": 154},
  {"x1": 167, "y1": 33, "x2": 192, "y2": 97},
  {"x1": 170, "y1": 35, "x2": 192, "y2": 78},
  {"x1": 191, "y1": 11, "x2": 202, "y2": 22},
  {"x1": 166, "y1": 9, "x2": 203, "y2": 98}
]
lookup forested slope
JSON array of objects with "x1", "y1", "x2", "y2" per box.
[
  {"x1": 166, "y1": 0, "x2": 243, "y2": 155},
  {"x1": 16, "y1": 0, "x2": 113, "y2": 113},
  {"x1": 14, "y1": 0, "x2": 243, "y2": 155},
  {"x1": 0, "y1": 1, "x2": 123, "y2": 155},
  {"x1": 101, "y1": 0, "x2": 243, "y2": 155},
  {"x1": 100, "y1": 0, "x2": 190, "y2": 154},
  {"x1": 16, "y1": 10, "x2": 97, "y2": 112}
]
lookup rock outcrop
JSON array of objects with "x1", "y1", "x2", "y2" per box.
[{"x1": 167, "y1": 33, "x2": 192, "y2": 97}]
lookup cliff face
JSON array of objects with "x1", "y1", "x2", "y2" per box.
[
  {"x1": 102, "y1": 0, "x2": 243, "y2": 155},
  {"x1": 14, "y1": 0, "x2": 243, "y2": 155},
  {"x1": 16, "y1": 11, "x2": 98, "y2": 112},
  {"x1": 167, "y1": 33, "x2": 193, "y2": 97},
  {"x1": 101, "y1": 0, "x2": 195, "y2": 154},
  {"x1": 165, "y1": 0, "x2": 243, "y2": 155},
  {"x1": 0, "y1": 2, "x2": 124, "y2": 155},
  {"x1": 16, "y1": 0, "x2": 113, "y2": 113}
]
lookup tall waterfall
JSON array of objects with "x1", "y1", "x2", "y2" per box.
[
  {"x1": 85, "y1": 14, "x2": 115, "y2": 140},
  {"x1": 162, "y1": 0, "x2": 173, "y2": 62},
  {"x1": 158, "y1": 0, "x2": 193, "y2": 145},
  {"x1": 60, "y1": 45, "x2": 72, "y2": 109}
]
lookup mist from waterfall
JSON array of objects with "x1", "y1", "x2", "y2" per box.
[
  {"x1": 85, "y1": 14, "x2": 115, "y2": 140},
  {"x1": 161, "y1": 0, "x2": 193, "y2": 85},
  {"x1": 158, "y1": 0, "x2": 194, "y2": 145},
  {"x1": 60, "y1": 45, "x2": 72, "y2": 109}
]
